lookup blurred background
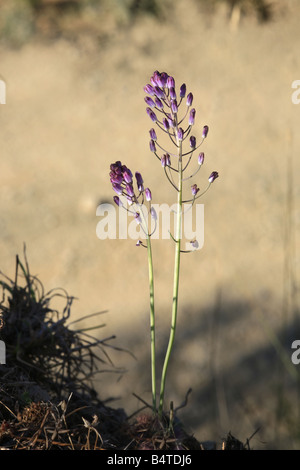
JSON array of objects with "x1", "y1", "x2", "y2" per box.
[{"x1": 1, "y1": 0, "x2": 300, "y2": 449}]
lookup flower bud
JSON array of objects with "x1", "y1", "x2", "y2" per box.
[
  {"x1": 135, "y1": 172, "x2": 144, "y2": 191},
  {"x1": 146, "y1": 107, "x2": 158, "y2": 122},
  {"x1": 162, "y1": 118, "x2": 170, "y2": 131},
  {"x1": 189, "y1": 135, "x2": 196, "y2": 149},
  {"x1": 145, "y1": 96, "x2": 155, "y2": 107},
  {"x1": 177, "y1": 127, "x2": 184, "y2": 141},
  {"x1": 151, "y1": 207, "x2": 157, "y2": 221},
  {"x1": 135, "y1": 212, "x2": 142, "y2": 224},
  {"x1": 155, "y1": 97, "x2": 164, "y2": 110},
  {"x1": 149, "y1": 139, "x2": 156, "y2": 152},
  {"x1": 169, "y1": 87, "x2": 176, "y2": 100},
  {"x1": 149, "y1": 128, "x2": 157, "y2": 141},
  {"x1": 189, "y1": 108, "x2": 196, "y2": 126},
  {"x1": 113, "y1": 196, "x2": 122, "y2": 207},
  {"x1": 161, "y1": 154, "x2": 166, "y2": 167},
  {"x1": 126, "y1": 183, "x2": 134, "y2": 198},
  {"x1": 144, "y1": 84, "x2": 155, "y2": 95},
  {"x1": 167, "y1": 76, "x2": 175, "y2": 89},
  {"x1": 198, "y1": 152, "x2": 204, "y2": 165},
  {"x1": 190, "y1": 239, "x2": 199, "y2": 249},
  {"x1": 180, "y1": 83, "x2": 186, "y2": 98},
  {"x1": 123, "y1": 169, "x2": 133, "y2": 184},
  {"x1": 165, "y1": 153, "x2": 171, "y2": 166},
  {"x1": 110, "y1": 173, "x2": 123, "y2": 184},
  {"x1": 112, "y1": 183, "x2": 123, "y2": 195},
  {"x1": 136, "y1": 240, "x2": 143, "y2": 246},
  {"x1": 171, "y1": 100, "x2": 178, "y2": 114},
  {"x1": 145, "y1": 188, "x2": 152, "y2": 201},
  {"x1": 154, "y1": 86, "x2": 164, "y2": 99},
  {"x1": 186, "y1": 92, "x2": 193, "y2": 106},
  {"x1": 191, "y1": 184, "x2": 199, "y2": 196},
  {"x1": 160, "y1": 72, "x2": 169, "y2": 87},
  {"x1": 208, "y1": 171, "x2": 219, "y2": 183},
  {"x1": 202, "y1": 125, "x2": 209, "y2": 138}
]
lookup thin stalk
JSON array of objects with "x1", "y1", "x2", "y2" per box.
[
  {"x1": 146, "y1": 233, "x2": 157, "y2": 413},
  {"x1": 158, "y1": 136, "x2": 183, "y2": 417}
]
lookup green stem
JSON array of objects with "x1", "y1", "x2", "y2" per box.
[
  {"x1": 146, "y1": 233, "x2": 156, "y2": 413},
  {"x1": 158, "y1": 139, "x2": 183, "y2": 417}
]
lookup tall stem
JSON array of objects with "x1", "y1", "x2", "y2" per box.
[
  {"x1": 158, "y1": 137, "x2": 183, "y2": 417},
  {"x1": 146, "y1": 233, "x2": 156, "y2": 413}
]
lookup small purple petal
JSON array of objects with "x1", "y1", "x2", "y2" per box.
[
  {"x1": 123, "y1": 169, "x2": 133, "y2": 184},
  {"x1": 189, "y1": 135, "x2": 196, "y2": 149},
  {"x1": 149, "y1": 128, "x2": 157, "y2": 140},
  {"x1": 169, "y1": 87, "x2": 176, "y2": 100},
  {"x1": 113, "y1": 196, "x2": 122, "y2": 207},
  {"x1": 162, "y1": 118, "x2": 170, "y2": 131},
  {"x1": 189, "y1": 108, "x2": 196, "y2": 126},
  {"x1": 180, "y1": 83, "x2": 186, "y2": 98},
  {"x1": 135, "y1": 172, "x2": 144, "y2": 191},
  {"x1": 186, "y1": 92, "x2": 193, "y2": 106},
  {"x1": 146, "y1": 107, "x2": 158, "y2": 122},
  {"x1": 145, "y1": 96, "x2": 156, "y2": 107},
  {"x1": 155, "y1": 97, "x2": 164, "y2": 110},
  {"x1": 178, "y1": 127, "x2": 184, "y2": 141},
  {"x1": 167, "y1": 76, "x2": 175, "y2": 89},
  {"x1": 144, "y1": 84, "x2": 155, "y2": 95},
  {"x1": 191, "y1": 184, "x2": 199, "y2": 196},
  {"x1": 135, "y1": 212, "x2": 142, "y2": 224},
  {"x1": 150, "y1": 139, "x2": 156, "y2": 152},
  {"x1": 208, "y1": 171, "x2": 219, "y2": 183},
  {"x1": 171, "y1": 100, "x2": 178, "y2": 114},
  {"x1": 202, "y1": 125, "x2": 209, "y2": 138},
  {"x1": 145, "y1": 188, "x2": 152, "y2": 201},
  {"x1": 126, "y1": 183, "x2": 134, "y2": 197},
  {"x1": 198, "y1": 152, "x2": 205, "y2": 165},
  {"x1": 154, "y1": 86, "x2": 165, "y2": 99},
  {"x1": 112, "y1": 183, "x2": 123, "y2": 195}
]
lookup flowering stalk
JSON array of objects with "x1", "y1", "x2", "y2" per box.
[
  {"x1": 109, "y1": 162, "x2": 157, "y2": 412},
  {"x1": 144, "y1": 70, "x2": 219, "y2": 417}
]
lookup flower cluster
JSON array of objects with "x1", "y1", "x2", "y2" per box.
[{"x1": 144, "y1": 70, "x2": 218, "y2": 200}]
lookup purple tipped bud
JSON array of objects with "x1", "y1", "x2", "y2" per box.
[
  {"x1": 154, "y1": 86, "x2": 165, "y2": 99},
  {"x1": 146, "y1": 107, "x2": 158, "y2": 122},
  {"x1": 149, "y1": 139, "x2": 156, "y2": 152},
  {"x1": 135, "y1": 212, "x2": 142, "y2": 224},
  {"x1": 112, "y1": 183, "x2": 123, "y2": 196},
  {"x1": 155, "y1": 97, "x2": 164, "y2": 110},
  {"x1": 145, "y1": 96, "x2": 155, "y2": 107},
  {"x1": 167, "y1": 76, "x2": 175, "y2": 89},
  {"x1": 189, "y1": 135, "x2": 196, "y2": 149},
  {"x1": 186, "y1": 92, "x2": 193, "y2": 106},
  {"x1": 169, "y1": 87, "x2": 176, "y2": 100},
  {"x1": 189, "y1": 108, "x2": 196, "y2": 126},
  {"x1": 123, "y1": 169, "x2": 133, "y2": 184},
  {"x1": 150, "y1": 71, "x2": 161, "y2": 86},
  {"x1": 136, "y1": 240, "x2": 143, "y2": 246},
  {"x1": 165, "y1": 153, "x2": 171, "y2": 166},
  {"x1": 191, "y1": 184, "x2": 199, "y2": 196},
  {"x1": 202, "y1": 125, "x2": 209, "y2": 138},
  {"x1": 151, "y1": 207, "x2": 157, "y2": 221},
  {"x1": 110, "y1": 173, "x2": 123, "y2": 184},
  {"x1": 161, "y1": 154, "x2": 166, "y2": 167},
  {"x1": 145, "y1": 188, "x2": 152, "y2": 201},
  {"x1": 171, "y1": 100, "x2": 178, "y2": 114},
  {"x1": 135, "y1": 172, "x2": 144, "y2": 191},
  {"x1": 149, "y1": 128, "x2": 157, "y2": 141},
  {"x1": 126, "y1": 183, "x2": 134, "y2": 198},
  {"x1": 162, "y1": 118, "x2": 170, "y2": 131},
  {"x1": 198, "y1": 152, "x2": 205, "y2": 165},
  {"x1": 178, "y1": 127, "x2": 184, "y2": 141},
  {"x1": 113, "y1": 196, "x2": 122, "y2": 207},
  {"x1": 190, "y1": 239, "x2": 199, "y2": 249},
  {"x1": 180, "y1": 83, "x2": 186, "y2": 98},
  {"x1": 160, "y1": 72, "x2": 169, "y2": 87},
  {"x1": 208, "y1": 171, "x2": 219, "y2": 183},
  {"x1": 144, "y1": 84, "x2": 155, "y2": 95}
]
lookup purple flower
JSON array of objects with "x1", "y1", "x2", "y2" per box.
[
  {"x1": 189, "y1": 136, "x2": 196, "y2": 149},
  {"x1": 167, "y1": 76, "x2": 175, "y2": 89},
  {"x1": 135, "y1": 212, "x2": 142, "y2": 224},
  {"x1": 180, "y1": 83, "x2": 186, "y2": 98},
  {"x1": 150, "y1": 139, "x2": 156, "y2": 152},
  {"x1": 126, "y1": 183, "x2": 134, "y2": 198},
  {"x1": 171, "y1": 100, "x2": 178, "y2": 114},
  {"x1": 110, "y1": 173, "x2": 123, "y2": 184},
  {"x1": 113, "y1": 196, "x2": 122, "y2": 207},
  {"x1": 144, "y1": 96, "x2": 155, "y2": 107},
  {"x1": 178, "y1": 127, "x2": 184, "y2": 141},
  {"x1": 123, "y1": 169, "x2": 133, "y2": 183},
  {"x1": 154, "y1": 86, "x2": 165, "y2": 99},
  {"x1": 191, "y1": 184, "x2": 199, "y2": 196},
  {"x1": 146, "y1": 107, "x2": 158, "y2": 122},
  {"x1": 135, "y1": 172, "x2": 144, "y2": 191},
  {"x1": 198, "y1": 152, "x2": 204, "y2": 165},
  {"x1": 112, "y1": 183, "x2": 123, "y2": 195},
  {"x1": 186, "y1": 92, "x2": 193, "y2": 106},
  {"x1": 162, "y1": 118, "x2": 170, "y2": 131},
  {"x1": 149, "y1": 128, "x2": 157, "y2": 140},
  {"x1": 155, "y1": 97, "x2": 164, "y2": 110},
  {"x1": 189, "y1": 108, "x2": 196, "y2": 126},
  {"x1": 208, "y1": 171, "x2": 219, "y2": 183},
  {"x1": 202, "y1": 125, "x2": 209, "y2": 138},
  {"x1": 145, "y1": 188, "x2": 152, "y2": 201},
  {"x1": 169, "y1": 87, "x2": 176, "y2": 100},
  {"x1": 144, "y1": 84, "x2": 155, "y2": 95}
]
